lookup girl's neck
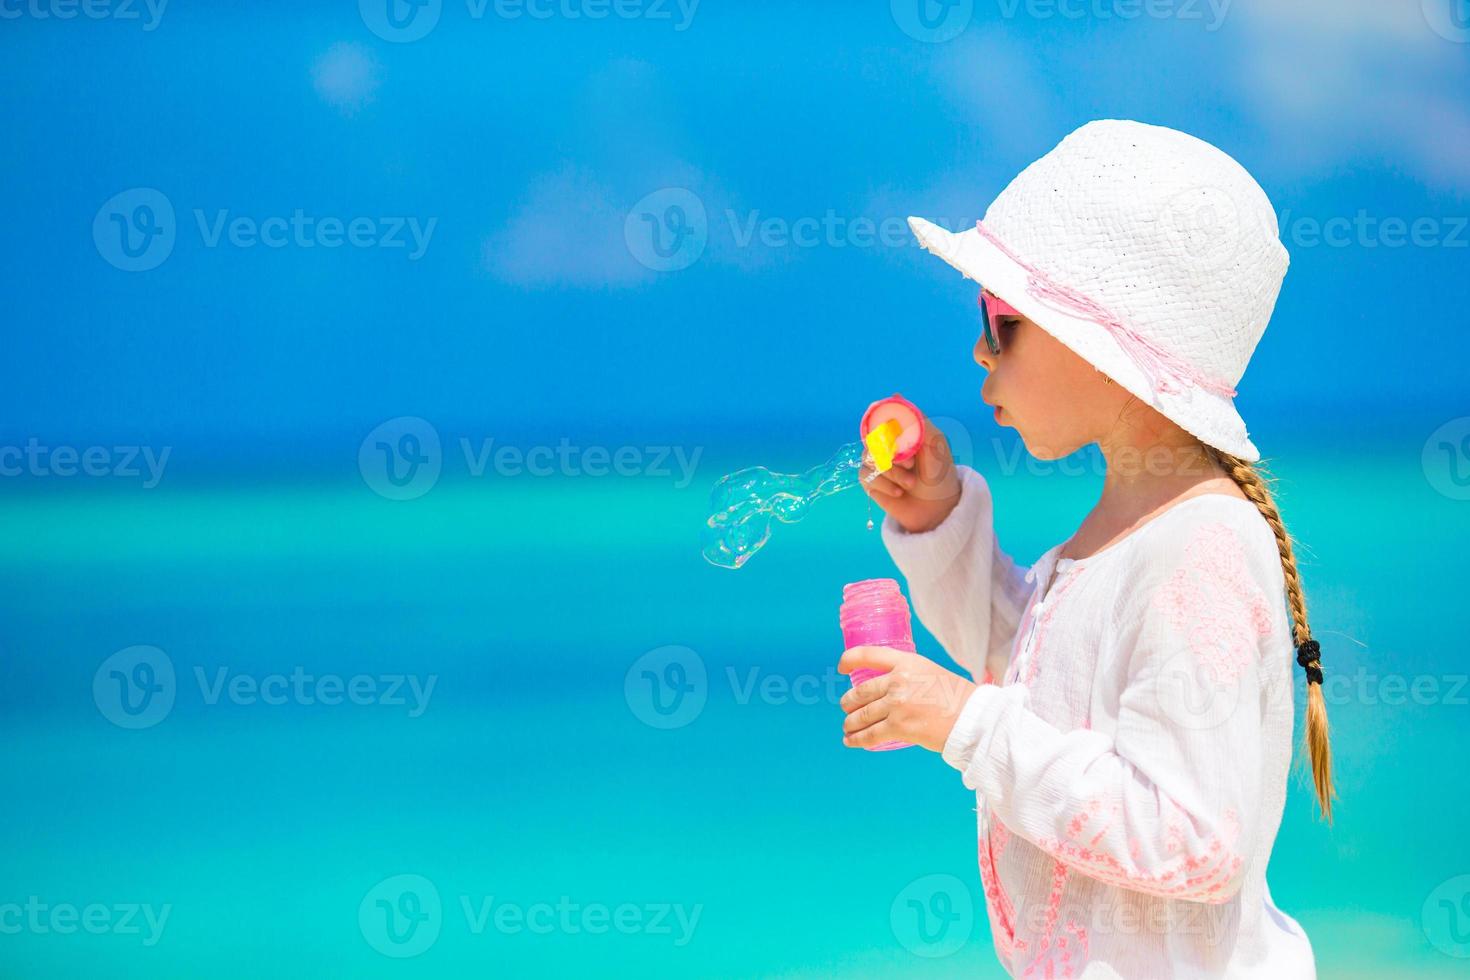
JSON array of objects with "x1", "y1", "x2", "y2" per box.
[
  {"x1": 1060, "y1": 431, "x2": 1245, "y2": 561},
  {"x1": 1099, "y1": 441, "x2": 1218, "y2": 500}
]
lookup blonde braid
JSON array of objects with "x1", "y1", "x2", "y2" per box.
[{"x1": 1205, "y1": 446, "x2": 1335, "y2": 823}]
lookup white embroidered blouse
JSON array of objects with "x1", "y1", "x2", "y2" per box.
[{"x1": 882, "y1": 465, "x2": 1317, "y2": 979}]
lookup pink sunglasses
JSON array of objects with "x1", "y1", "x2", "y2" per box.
[{"x1": 977, "y1": 288, "x2": 1022, "y2": 355}]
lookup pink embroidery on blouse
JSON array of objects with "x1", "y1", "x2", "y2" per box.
[
  {"x1": 1149, "y1": 522, "x2": 1274, "y2": 684},
  {"x1": 977, "y1": 818, "x2": 1027, "y2": 962},
  {"x1": 1034, "y1": 804, "x2": 1245, "y2": 904},
  {"x1": 1013, "y1": 861, "x2": 1091, "y2": 978},
  {"x1": 1011, "y1": 522, "x2": 1256, "y2": 906},
  {"x1": 992, "y1": 819, "x2": 1012, "y2": 855},
  {"x1": 1020, "y1": 921, "x2": 1091, "y2": 978}
]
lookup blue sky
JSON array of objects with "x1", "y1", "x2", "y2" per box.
[{"x1": 2, "y1": 0, "x2": 1466, "y2": 458}]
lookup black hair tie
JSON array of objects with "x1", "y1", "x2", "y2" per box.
[{"x1": 1295, "y1": 638, "x2": 1324, "y2": 686}]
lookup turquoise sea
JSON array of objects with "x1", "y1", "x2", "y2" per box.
[{"x1": 3, "y1": 433, "x2": 1467, "y2": 978}]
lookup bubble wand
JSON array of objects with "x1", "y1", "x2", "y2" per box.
[{"x1": 700, "y1": 394, "x2": 924, "y2": 569}]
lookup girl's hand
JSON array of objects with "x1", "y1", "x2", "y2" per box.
[
  {"x1": 838, "y1": 646, "x2": 977, "y2": 753},
  {"x1": 860, "y1": 411, "x2": 963, "y2": 534}
]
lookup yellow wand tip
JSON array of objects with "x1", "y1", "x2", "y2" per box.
[{"x1": 865, "y1": 419, "x2": 903, "y2": 473}]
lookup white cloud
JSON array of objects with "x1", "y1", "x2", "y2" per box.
[
  {"x1": 1234, "y1": 0, "x2": 1470, "y2": 189},
  {"x1": 482, "y1": 59, "x2": 777, "y2": 289},
  {"x1": 853, "y1": 34, "x2": 1061, "y2": 274},
  {"x1": 929, "y1": 32, "x2": 1060, "y2": 156},
  {"x1": 311, "y1": 42, "x2": 380, "y2": 117},
  {"x1": 482, "y1": 163, "x2": 656, "y2": 289}
]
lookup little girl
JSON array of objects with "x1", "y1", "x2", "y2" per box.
[{"x1": 839, "y1": 120, "x2": 1327, "y2": 978}]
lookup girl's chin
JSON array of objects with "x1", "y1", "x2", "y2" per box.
[{"x1": 1016, "y1": 432, "x2": 1077, "y2": 462}]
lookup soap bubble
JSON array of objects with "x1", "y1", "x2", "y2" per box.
[{"x1": 701, "y1": 442, "x2": 871, "y2": 569}]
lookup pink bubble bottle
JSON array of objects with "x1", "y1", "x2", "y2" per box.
[{"x1": 839, "y1": 578, "x2": 916, "y2": 751}]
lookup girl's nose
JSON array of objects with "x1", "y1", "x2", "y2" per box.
[{"x1": 974, "y1": 336, "x2": 996, "y2": 371}]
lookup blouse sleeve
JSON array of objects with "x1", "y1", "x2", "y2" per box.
[
  {"x1": 938, "y1": 519, "x2": 1277, "y2": 904},
  {"x1": 880, "y1": 465, "x2": 1032, "y2": 685}
]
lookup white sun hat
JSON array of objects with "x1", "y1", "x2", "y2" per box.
[{"x1": 909, "y1": 119, "x2": 1289, "y2": 462}]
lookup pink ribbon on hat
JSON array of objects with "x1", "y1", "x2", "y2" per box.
[{"x1": 973, "y1": 220, "x2": 1237, "y2": 399}]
